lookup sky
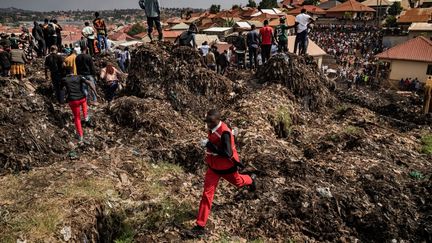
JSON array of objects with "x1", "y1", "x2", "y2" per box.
[{"x1": 0, "y1": 0, "x2": 250, "y2": 11}]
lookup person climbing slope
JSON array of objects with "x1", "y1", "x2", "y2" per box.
[
  {"x1": 190, "y1": 109, "x2": 257, "y2": 238},
  {"x1": 62, "y1": 66, "x2": 98, "y2": 143}
]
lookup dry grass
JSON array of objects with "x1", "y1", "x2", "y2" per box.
[{"x1": 0, "y1": 169, "x2": 116, "y2": 242}]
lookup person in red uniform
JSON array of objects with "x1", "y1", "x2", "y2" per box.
[
  {"x1": 62, "y1": 66, "x2": 98, "y2": 142},
  {"x1": 191, "y1": 109, "x2": 257, "y2": 238}
]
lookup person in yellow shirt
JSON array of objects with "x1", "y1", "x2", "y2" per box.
[{"x1": 64, "y1": 50, "x2": 77, "y2": 75}]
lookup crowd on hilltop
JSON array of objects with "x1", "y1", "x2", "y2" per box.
[{"x1": 175, "y1": 9, "x2": 315, "y2": 75}]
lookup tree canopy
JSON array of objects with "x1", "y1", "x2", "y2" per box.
[
  {"x1": 388, "y1": 2, "x2": 403, "y2": 16},
  {"x1": 210, "y1": 4, "x2": 221, "y2": 14},
  {"x1": 259, "y1": 0, "x2": 278, "y2": 9},
  {"x1": 246, "y1": 0, "x2": 257, "y2": 8},
  {"x1": 127, "y1": 23, "x2": 146, "y2": 36}
]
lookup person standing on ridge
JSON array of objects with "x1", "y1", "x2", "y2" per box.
[
  {"x1": 32, "y1": 21, "x2": 45, "y2": 57},
  {"x1": 247, "y1": 24, "x2": 260, "y2": 69},
  {"x1": 139, "y1": 0, "x2": 163, "y2": 41},
  {"x1": 82, "y1": 22, "x2": 96, "y2": 56},
  {"x1": 190, "y1": 109, "x2": 257, "y2": 238},
  {"x1": 294, "y1": 9, "x2": 314, "y2": 55},
  {"x1": 93, "y1": 12, "x2": 108, "y2": 52},
  {"x1": 53, "y1": 19, "x2": 63, "y2": 49},
  {"x1": 274, "y1": 17, "x2": 293, "y2": 53},
  {"x1": 259, "y1": 20, "x2": 274, "y2": 64}
]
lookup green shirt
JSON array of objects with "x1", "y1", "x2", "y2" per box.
[{"x1": 275, "y1": 24, "x2": 289, "y2": 42}]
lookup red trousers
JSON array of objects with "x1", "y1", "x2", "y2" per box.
[
  {"x1": 68, "y1": 98, "x2": 88, "y2": 137},
  {"x1": 196, "y1": 168, "x2": 252, "y2": 227}
]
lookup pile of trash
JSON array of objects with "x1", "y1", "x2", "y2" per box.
[
  {"x1": 0, "y1": 78, "x2": 70, "y2": 174},
  {"x1": 256, "y1": 53, "x2": 335, "y2": 111},
  {"x1": 125, "y1": 43, "x2": 235, "y2": 115}
]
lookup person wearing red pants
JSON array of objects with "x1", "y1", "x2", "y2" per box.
[
  {"x1": 191, "y1": 109, "x2": 256, "y2": 238},
  {"x1": 62, "y1": 67, "x2": 98, "y2": 142}
]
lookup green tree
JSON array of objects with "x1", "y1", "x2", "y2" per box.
[
  {"x1": 259, "y1": 0, "x2": 278, "y2": 8},
  {"x1": 127, "y1": 23, "x2": 146, "y2": 36},
  {"x1": 210, "y1": 4, "x2": 221, "y2": 14},
  {"x1": 232, "y1": 4, "x2": 241, "y2": 10},
  {"x1": 388, "y1": 2, "x2": 403, "y2": 16},
  {"x1": 385, "y1": 15, "x2": 397, "y2": 27},
  {"x1": 246, "y1": 0, "x2": 257, "y2": 7}
]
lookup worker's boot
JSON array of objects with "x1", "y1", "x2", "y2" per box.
[{"x1": 249, "y1": 174, "x2": 257, "y2": 192}]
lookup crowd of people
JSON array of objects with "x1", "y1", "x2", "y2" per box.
[
  {"x1": 400, "y1": 77, "x2": 422, "y2": 92},
  {"x1": 309, "y1": 24, "x2": 385, "y2": 86}
]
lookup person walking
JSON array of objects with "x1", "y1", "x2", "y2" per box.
[
  {"x1": 93, "y1": 12, "x2": 108, "y2": 52},
  {"x1": 64, "y1": 50, "x2": 78, "y2": 75},
  {"x1": 100, "y1": 62, "x2": 123, "y2": 102},
  {"x1": 45, "y1": 45, "x2": 65, "y2": 103},
  {"x1": 32, "y1": 21, "x2": 45, "y2": 57},
  {"x1": 294, "y1": 9, "x2": 314, "y2": 55},
  {"x1": 234, "y1": 31, "x2": 247, "y2": 69},
  {"x1": 247, "y1": 24, "x2": 260, "y2": 69},
  {"x1": 0, "y1": 45, "x2": 11, "y2": 77},
  {"x1": 206, "y1": 49, "x2": 216, "y2": 71},
  {"x1": 176, "y1": 24, "x2": 198, "y2": 48},
  {"x1": 76, "y1": 46, "x2": 98, "y2": 105},
  {"x1": 10, "y1": 43, "x2": 28, "y2": 81},
  {"x1": 82, "y1": 22, "x2": 96, "y2": 56},
  {"x1": 259, "y1": 20, "x2": 273, "y2": 64},
  {"x1": 190, "y1": 109, "x2": 256, "y2": 238},
  {"x1": 139, "y1": 0, "x2": 163, "y2": 41},
  {"x1": 62, "y1": 66, "x2": 98, "y2": 143}
]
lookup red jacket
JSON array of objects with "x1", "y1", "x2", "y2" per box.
[{"x1": 205, "y1": 122, "x2": 239, "y2": 171}]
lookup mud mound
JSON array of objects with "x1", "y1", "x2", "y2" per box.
[
  {"x1": 109, "y1": 96, "x2": 205, "y2": 172},
  {"x1": 0, "y1": 78, "x2": 69, "y2": 174},
  {"x1": 256, "y1": 53, "x2": 335, "y2": 110},
  {"x1": 125, "y1": 44, "x2": 235, "y2": 115},
  {"x1": 335, "y1": 87, "x2": 432, "y2": 129}
]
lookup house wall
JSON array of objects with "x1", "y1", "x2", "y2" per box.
[{"x1": 388, "y1": 60, "x2": 431, "y2": 82}]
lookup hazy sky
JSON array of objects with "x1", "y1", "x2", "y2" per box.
[{"x1": 0, "y1": 0, "x2": 251, "y2": 11}]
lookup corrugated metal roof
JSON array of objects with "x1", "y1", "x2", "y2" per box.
[
  {"x1": 203, "y1": 27, "x2": 232, "y2": 32},
  {"x1": 288, "y1": 5, "x2": 327, "y2": 15},
  {"x1": 362, "y1": 0, "x2": 392, "y2": 6},
  {"x1": 235, "y1": 22, "x2": 252, "y2": 29},
  {"x1": 318, "y1": 0, "x2": 341, "y2": 10},
  {"x1": 327, "y1": 0, "x2": 376, "y2": 12},
  {"x1": 397, "y1": 8, "x2": 432, "y2": 23},
  {"x1": 376, "y1": 36, "x2": 432, "y2": 62}
]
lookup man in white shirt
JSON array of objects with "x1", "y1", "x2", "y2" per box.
[
  {"x1": 82, "y1": 22, "x2": 96, "y2": 55},
  {"x1": 294, "y1": 9, "x2": 314, "y2": 55}
]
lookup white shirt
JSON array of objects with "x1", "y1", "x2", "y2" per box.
[
  {"x1": 295, "y1": 13, "x2": 312, "y2": 33},
  {"x1": 74, "y1": 47, "x2": 81, "y2": 54},
  {"x1": 82, "y1": 26, "x2": 95, "y2": 39},
  {"x1": 200, "y1": 45, "x2": 210, "y2": 56}
]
